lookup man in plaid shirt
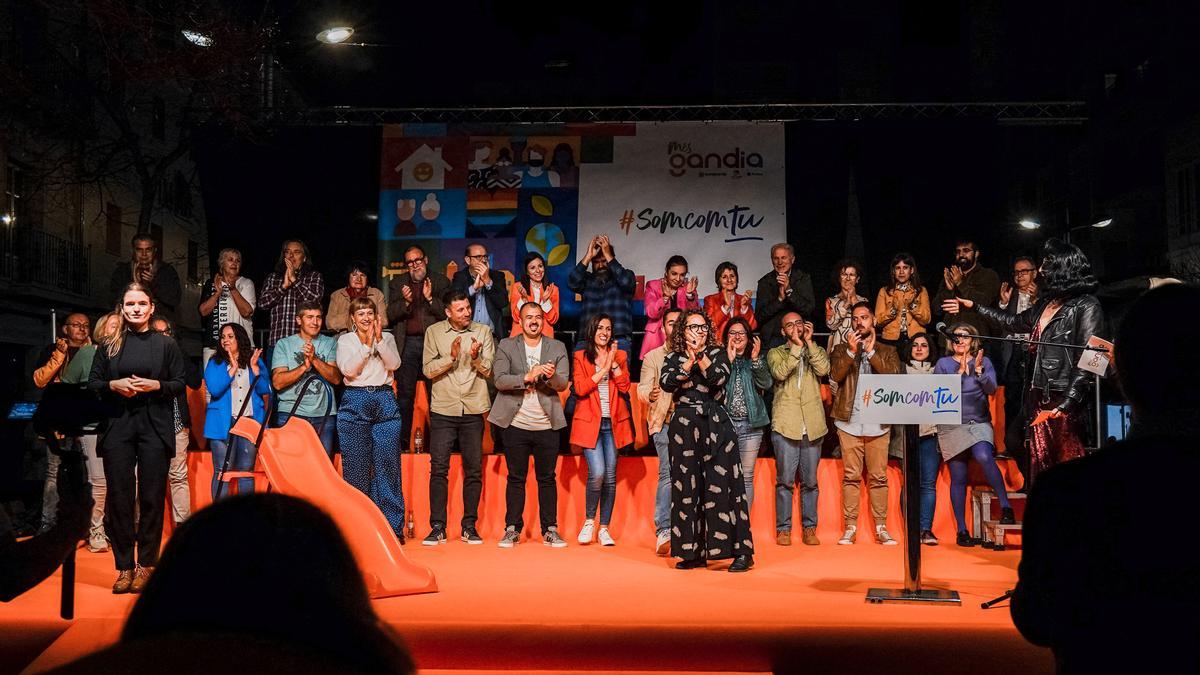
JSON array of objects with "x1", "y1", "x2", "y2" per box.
[
  {"x1": 568, "y1": 234, "x2": 637, "y2": 355},
  {"x1": 259, "y1": 239, "x2": 325, "y2": 352}
]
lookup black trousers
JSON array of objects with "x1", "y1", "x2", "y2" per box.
[
  {"x1": 101, "y1": 408, "x2": 171, "y2": 570},
  {"x1": 501, "y1": 426, "x2": 560, "y2": 533},
  {"x1": 428, "y1": 412, "x2": 484, "y2": 530},
  {"x1": 396, "y1": 336, "x2": 427, "y2": 453},
  {"x1": 1003, "y1": 359, "x2": 1030, "y2": 481}
]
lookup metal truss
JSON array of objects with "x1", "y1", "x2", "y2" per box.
[{"x1": 266, "y1": 101, "x2": 1086, "y2": 126}]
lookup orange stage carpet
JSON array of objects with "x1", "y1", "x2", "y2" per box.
[{"x1": 2, "y1": 455, "x2": 1048, "y2": 674}]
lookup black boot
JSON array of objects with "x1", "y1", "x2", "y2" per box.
[
  {"x1": 999, "y1": 507, "x2": 1016, "y2": 525},
  {"x1": 728, "y1": 555, "x2": 754, "y2": 573},
  {"x1": 956, "y1": 530, "x2": 978, "y2": 547},
  {"x1": 676, "y1": 558, "x2": 705, "y2": 570}
]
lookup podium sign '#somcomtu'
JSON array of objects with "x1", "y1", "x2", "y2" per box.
[{"x1": 856, "y1": 374, "x2": 962, "y2": 426}]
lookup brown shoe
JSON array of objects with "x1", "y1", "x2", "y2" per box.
[
  {"x1": 112, "y1": 570, "x2": 134, "y2": 594},
  {"x1": 129, "y1": 565, "x2": 153, "y2": 594},
  {"x1": 776, "y1": 530, "x2": 792, "y2": 546},
  {"x1": 802, "y1": 527, "x2": 820, "y2": 546}
]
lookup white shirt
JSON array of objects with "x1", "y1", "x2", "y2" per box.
[
  {"x1": 219, "y1": 277, "x2": 257, "y2": 347},
  {"x1": 336, "y1": 332, "x2": 401, "y2": 387},
  {"x1": 511, "y1": 341, "x2": 552, "y2": 431},
  {"x1": 834, "y1": 349, "x2": 888, "y2": 438},
  {"x1": 229, "y1": 368, "x2": 251, "y2": 418}
]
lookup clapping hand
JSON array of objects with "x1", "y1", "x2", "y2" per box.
[
  {"x1": 249, "y1": 348, "x2": 263, "y2": 377},
  {"x1": 999, "y1": 281, "x2": 1013, "y2": 307},
  {"x1": 801, "y1": 321, "x2": 814, "y2": 344},
  {"x1": 974, "y1": 349, "x2": 985, "y2": 375},
  {"x1": 450, "y1": 335, "x2": 462, "y2": 360},
  {"x1": 948, "y1": 265, "x2": 964, "y2": 288},
  {"x1": 750, "y1": 335, "x2": 762, "y2": 360},
  {"x1": 401, "y1": 284, "x2": 414, "y2": 303},
  {"x1": 741, "y1": 290, "x2": 753, "y2": 311},
  {"x1": 686, "y1": 276, "x2": 698, "y2": 296},
  {"x1": 423, "y1": 278, "x2": 433, "y2": 301},
  {"x1": 469, "y1": 337, "x2": 482, "y2": 360},
  {"x1": 942, "y1": 267, "x2": 956, "y2": 290},
  {"x1": 302, "y1": 340, "x2": 315, "y2": 370}
]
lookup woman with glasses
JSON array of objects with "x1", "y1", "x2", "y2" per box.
[
  {"x1": 900, "y1": 333, "x2": 942, "y2": 545},
  {"x1": 704, "y1": 261, "x2": 757, "y2": 338},
  {"x1": 933, "y1": 324, "x2": 1014, "y2": 546},
  {"x1": 570, "y1": 313, "x2": 633, "y2": 546},
  {"x1": 825, "y1": 258, "x2": 867, "y2": 353},
  {"x1": 720, "y1": 317, "x2": 771, "y2": 507},
  {"x1": 327, "y1": 261, "x2": 388, "y2": 334},
  {"x1": 874, "y1": 253, "x2": 930, "y2": 347},
  {"x1": 660, "y1": 309, "x2": 753, "y2": 572},
  {"x1": 509, "y1": 252, "x2": 560, "y2": 337}
]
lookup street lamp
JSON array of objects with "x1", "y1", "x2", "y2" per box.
[
  {"x1": 181, "y1": 30, "x2": 213, "y2": 47},
  {"x1": 316, "y1": 26, "x2": 354, "y2": 44},
  {"x1": 1019, "y1": 218, "x2": 1041, "y2": 230},
  {"x1": 1016, "y1": 214, "x2": 1114, "y2": 243}
]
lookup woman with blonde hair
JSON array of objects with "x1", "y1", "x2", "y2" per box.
[{"x1": 88, "y1": 283, "x2": 185, "y2": 593}]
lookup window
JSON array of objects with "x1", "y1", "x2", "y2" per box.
[
  {"x1": 105, "y1": 203, "x2": 122, "y2": 254},
  {"x1": 4, "y1": 160, "x2": 25, "y2": 227}
]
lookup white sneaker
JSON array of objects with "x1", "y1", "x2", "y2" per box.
[
  {"x1": 655, "y1": 531, "x2": 671, "y2": 556},
  {"x1": 837, "y1": 526, "x2": 857, "y2": 545},
  {"x1": 598, "y1": 528, "x2": 615, "y2": 546},
  {"x1": 875, "y1": 525, "x2": 898, "y2": 546},
  {"x1": 87, "y1": 533, "x2": 109, "y2": 553},
  {"x1": 578, "y1": 519, "x2": 595, "y2": 544}
]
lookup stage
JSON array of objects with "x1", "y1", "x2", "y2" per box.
[
  {"x1": 1, "y1": 454, "x2": 1050, "y2": 674},
  {"x1": 2, "y1": 532, "x2": 1049, "y2": 674}
]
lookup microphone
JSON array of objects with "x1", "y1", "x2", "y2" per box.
[{"x1": 935, "y1": 322, "x2": 965, "y2": 344}]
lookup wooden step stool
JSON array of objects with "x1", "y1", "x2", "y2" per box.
[{"x1": 971, "y1": 487, "x2": 1026, "y2": 550}]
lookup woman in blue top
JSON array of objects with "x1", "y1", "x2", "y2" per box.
[
  {"x1": 933, "y1": 323, "x2": 1014, "y2": 546},
  {"x1": 204, "y1": 323, "x2": 271, "y2": 500}
]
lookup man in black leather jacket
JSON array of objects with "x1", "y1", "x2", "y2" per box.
[{"x1": 941, "y1": 239, "x2": 1106, "y2": 484}]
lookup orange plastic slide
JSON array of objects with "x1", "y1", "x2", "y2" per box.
[{"x1": 230, "y1": 416, "x2": 437, "y2": 598}]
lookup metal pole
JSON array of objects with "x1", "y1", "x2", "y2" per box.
[
  {"x1": 50, "y1": 308, "x2": 57, "y2": 341},
  {"x1": 1093, "y1": 372, "x2": 1103, "y2": 450}
]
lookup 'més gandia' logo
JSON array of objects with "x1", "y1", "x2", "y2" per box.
[{"x1": 667, "y1": 141, "x2": 764, "y2": 178}]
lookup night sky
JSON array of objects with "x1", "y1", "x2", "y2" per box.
[{"x1": 196, "y1": 0, "x2": 1180, "y2": 331}]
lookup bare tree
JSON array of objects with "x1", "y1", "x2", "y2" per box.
[{"x1": 1, "y1": 0, "x2": 276, "y2": 235}]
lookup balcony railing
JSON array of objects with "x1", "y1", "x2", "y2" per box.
[{"x1": 0, "y1": 228, "x2": 91, "y2": 297}]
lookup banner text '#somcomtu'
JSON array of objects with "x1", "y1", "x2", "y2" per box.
[{"x1": 622, "y1": 204, "x2": 766, "y2": 243}]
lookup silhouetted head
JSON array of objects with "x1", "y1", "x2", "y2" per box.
[
  {"x1": 123, "y1": 494, "x2": 413, "y2": 674},
  {"x1": 1115, "y1": 283, "x2": 1199, "y2": 423}
]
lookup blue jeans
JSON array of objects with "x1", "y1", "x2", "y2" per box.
[
  {"x1": 918, "y1": 435, "x2": 941, "y2": 532},
  {"x1": 732, "y1": 418, "x2": 764, "y2": 506},
  {"x1": 652, "y1": 426, "x2": 671, "y2": 535},
  {"x1": 583, "y1": 418, "x2": 618, "y2": 524},
  {"x1": 209, "y1": 435, "x2": 257, "y2": 500},
  {"x1": 773, "y1": 432, "x2": 821, "y2": 531},
  {"x1": 275, "y1": 411, "x2": 337, "y2": 460}
]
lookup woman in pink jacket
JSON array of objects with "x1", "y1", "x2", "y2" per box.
[{"x1": 640, "y1": 255, "x2": 699, "y2": 358}]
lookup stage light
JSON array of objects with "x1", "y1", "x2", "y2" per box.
[
  {"x1": 1019, "y1": 218, "x2": 1041, "y2": 230},
  {"x1": 181, "y1": 30, "x2": 213, "y2": 47},
  {"x1": 1091, "y1": 218, "x2": 1113, "y2": 228},
  {"x1": 0, "y1": 214, "x2": 13, "y2": 226},
  {"x1": 316, "y1": 26, "x2": 354, "y2": 44}
]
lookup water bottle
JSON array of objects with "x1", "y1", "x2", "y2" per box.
[{"x1": 413, "y1": 428, "x2": 424, "y2": 454}]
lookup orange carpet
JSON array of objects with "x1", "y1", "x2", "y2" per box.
[{"x1": 2, "y1": 454, "x2": 1045, "y2": 674}]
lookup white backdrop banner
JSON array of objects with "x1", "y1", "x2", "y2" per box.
[
  {"x1": 577, "y1": 122, "x2": 786, "y2": 295},
  {"x1": 857, "y1": 374, "x2": 963, "y2": 425}
]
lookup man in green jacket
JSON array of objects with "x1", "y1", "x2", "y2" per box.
[{"x1": 766, "y1": 311, "x2": 830, "y2": 546}]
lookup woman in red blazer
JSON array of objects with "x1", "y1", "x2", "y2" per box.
[{"x1": 570, "y1": 313, "x2": 633, "y2": 547}]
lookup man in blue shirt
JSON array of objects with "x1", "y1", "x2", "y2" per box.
[
  {"x1": 567, "y1": 234, "x2": 636, "y2": 355},
  {"x1": 451, "y1": 242, "x2": 508, "y2": 341},
  {"x1": 271, "y1": 301, "x2": 343, "y2": 458}
]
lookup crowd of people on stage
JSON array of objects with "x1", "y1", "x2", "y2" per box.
[{"x1": 33, "y1": 229, "x2": 1110, "y2": 590}]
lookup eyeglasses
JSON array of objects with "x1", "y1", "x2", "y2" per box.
[
  {"x1": 782, "y1": 320, "x2": 804, "y2": 329},
  {"x1": 726, "y1": 330, "x2": 747, "y2": 338},
  {"x1": 840, "y1": 272, "x2": 858, "y2": 279},
  {"x1": 465, "y1": 254, "x2": 488, "y2": 261},
  {"x1": 404, "y1": 258, "x2": 426, "y2": 266},
  {"x1": 685, "y1": 324, "x2": 709, "y2": 333},
  {"x1": 1012, "y1": 269, "x2": 1036, "y2": 276}
]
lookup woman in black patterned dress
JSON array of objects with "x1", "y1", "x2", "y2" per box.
[{"x1": 660, "y1": 309, "x2": 754, "y2": 572}]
